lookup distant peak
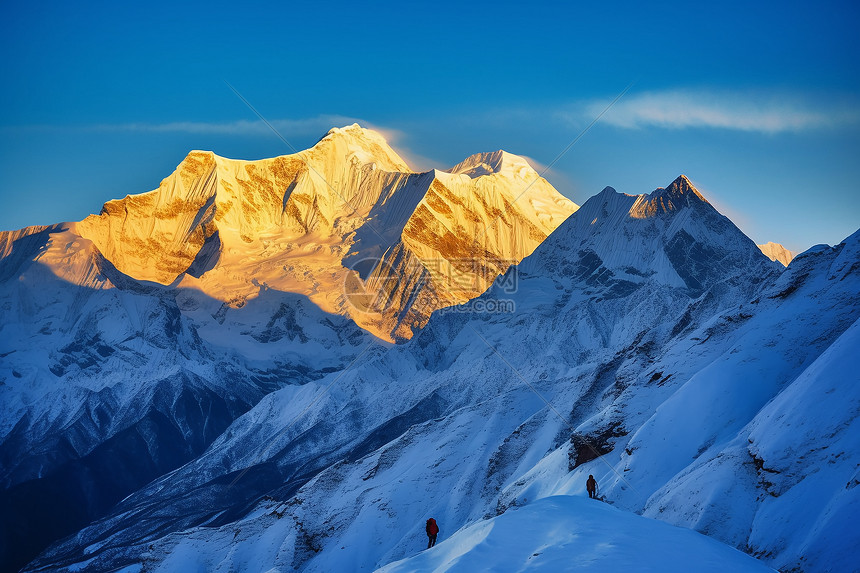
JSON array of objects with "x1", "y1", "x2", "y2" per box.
[
  {"x1": 446, "y1": 150, "x2": 535, "y2": 179},
  {"x1": 757, "y1": 241, "x2": 795, "y2": 267}
]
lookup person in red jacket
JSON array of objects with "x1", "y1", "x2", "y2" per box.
[{"x1": 426, "y1": 517, "x2": 439, "y2": 548}]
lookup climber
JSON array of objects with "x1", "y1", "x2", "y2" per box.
[
  {"x1": 586, "y1": 474, "x2": 597, "y2": 499},
  {"x1": 426, "y1": 517, "x2": 439, "y2": 548}
]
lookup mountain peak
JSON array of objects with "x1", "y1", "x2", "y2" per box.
[
  {"x1": 662, "y1": 174, "x2": 708, "y2": 202},
  {"x1": 320, "y1": 122, "x2": 371, "y2": 141},
  {"x1": 672, "y1": 173, "x2": 693, "y2": 188},
  {"x1": 526, "y1": 175, "x2": 771, "y2": 296},
  {"x1": 446, "y1": 150, "x2": 536, "y2": 179},
  {"x1": 626, "y1": 175, "x2": 711, "y2": 219},
  {"x1": 310, "y1": 123, "x2": 410, "y2": 172}
]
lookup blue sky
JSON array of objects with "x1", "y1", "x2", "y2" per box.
[{"x1": 1, "y1": 0, "x2": 858, "y2": 252}]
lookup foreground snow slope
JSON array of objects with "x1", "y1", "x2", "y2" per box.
[
  {"x1": 377, "y1": 496, "x2": 776, "y2": 573},
  {"x1": 649, "y1": 312, "x2": 860, "y2": 572},
  {"x1": 25, "y1": 177, "x2": 859, "y2": 573}
]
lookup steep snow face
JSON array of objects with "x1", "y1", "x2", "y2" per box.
[
  {"x1": 384, "y1": 159, "x2": 574, "y2": 339},
  {"x1": 0, "y1": 219, "x2": 371, "y2": 573},
  {"x1": 635, "y1": 229, "x2": 860, "y2": 572},
  {"x1": 757, "y1": 241, "x2": 795, "y2": 266}
]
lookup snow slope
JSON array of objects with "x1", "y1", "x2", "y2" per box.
[
  {"x1": 377, "y1": 496, "x2": 776, "y2": 573},
  {"x1": 21, "y1": 176, "x2": 858, "y2": 573}
]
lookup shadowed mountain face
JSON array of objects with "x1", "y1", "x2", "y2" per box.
[
  {"x1": 1, "y1": 132, "x2": 858, "y2": 573},
  {"x1": 0, "y1": 372, "x2": 253, "y2": 573},
  {"x1": 0, "y1": 268, "x2": 370, "y2": 573}
]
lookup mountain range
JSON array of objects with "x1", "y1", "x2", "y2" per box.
[{"x1": 0, "y1": 126, "x2": 857, "y2": 573}]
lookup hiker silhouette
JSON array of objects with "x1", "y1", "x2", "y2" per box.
[
  {"x1": 426, "y1": 517, "x2": 439, "y2": 548},
  {"x1": 586, "y1": 474, "x2": 597, "y2": 499}
]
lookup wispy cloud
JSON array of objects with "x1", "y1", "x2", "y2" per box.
[
  {"x1": 92, "y1": 114, "x2": 364, "y2": 136},
  {"x1": 2, "y1": 114, "x2": 448, "y2": 173},
  {"x1": 568, "y1": 90, "x2": 860, "y2": 133},
  {"x1": 2, "y1": 114, "x2": 366, "y2": 137}
]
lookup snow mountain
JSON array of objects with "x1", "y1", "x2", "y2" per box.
[
  {"x1": 68, "y1": 124, "x2": 575, "y2": 342},
  {"x1": 1, "y1": 131, "x2": 858, "y2": 573}
]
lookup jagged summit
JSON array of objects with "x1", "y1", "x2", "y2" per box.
[
  {"x1": 628, "y1": 175, "x2": 711, "y2": 218},
  {"x1": 579, "y1": 176, "x2": 712, "y2": 222},
  {"x1": 593, "y1": 176, "x2": 707, "y2": 211},
  {"x1": 661, "y1": 174, "x2": 708, "y2": 201}
]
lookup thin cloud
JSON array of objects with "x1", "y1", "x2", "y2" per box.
[
  {"x1": 518, "y1": 154, "x2": 571, "y2": 184},
  {"x1": 570, "y1": 90, "x2": 860, "y2": 133},
  {"x1": 2, "y1": 115, "x2": 365, "y2": 137},
  {"x1": 513, "y1": 153, "x2": 578, "y2": 202},
  {"x1": 356, "y1": 122, "x2": 440, "y2": 172},
  {"x1": 2, "y1": 115, "x2": 446, "y2": 173},
  {"x1": 93, "y1": 115, "x2": 363, "y2": 136}
]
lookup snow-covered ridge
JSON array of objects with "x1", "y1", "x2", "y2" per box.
[{"x1": 378, "y1": 497, "x2": 775, "y2": 573}]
